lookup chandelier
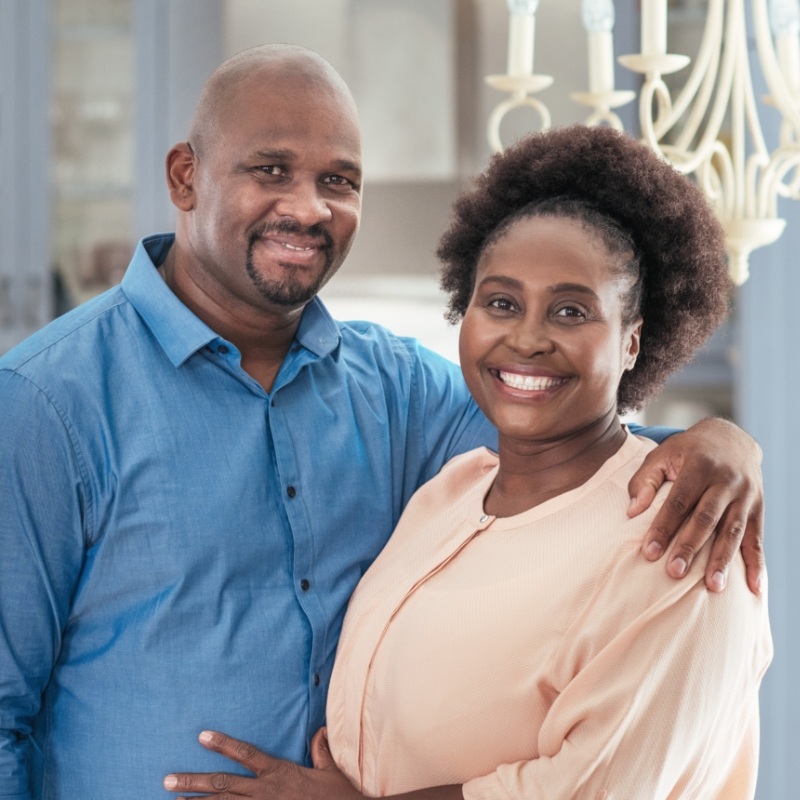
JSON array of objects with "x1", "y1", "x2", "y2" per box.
[{"x1": 486, "y1": 0, "x2": 800, "y2": 284}]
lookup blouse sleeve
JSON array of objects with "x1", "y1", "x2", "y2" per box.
[{"x1": 462, "y1": 539, "x2": 772, "y2": 800}]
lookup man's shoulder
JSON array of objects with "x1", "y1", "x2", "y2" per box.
[
  {"x1": 0, "y1": 285, "x2": 131, "y2": 377},
  {"x1": 335, "y1": 317, "x2": 458, "y2": 373}
]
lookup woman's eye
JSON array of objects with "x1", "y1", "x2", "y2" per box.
[
  {"x1": 554, "y1": 305, "x2": 586, "y2": 320},
  {"x1": 487, "y1": 297, "x2": 517, "y2": 312}
]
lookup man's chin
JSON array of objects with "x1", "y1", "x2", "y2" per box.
[{"x1": 246, "y1": 258, "x2": 329, "y2": 309}]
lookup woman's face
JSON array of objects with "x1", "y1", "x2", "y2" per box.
[{"x1": 458, "y1": 214, "x2": 642, "y2": 448}]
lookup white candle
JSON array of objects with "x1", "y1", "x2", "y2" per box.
[
  {"x1": 582, "y1": 0, "x2": 616, "y2": 93},
  {"x1": 641, "y1": 0, "x2": 668, "y2": 55},
  {"x1": 507, "y1": 13, "x2": 536, "y2": 76},
  {"x1": 589, "y1": 30, "x2": 616, "y2": 92}
]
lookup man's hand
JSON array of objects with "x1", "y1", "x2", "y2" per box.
[
  {"x1": 164, "y1": 728, "x2": 362, "y2": 800},
  {"x1": 628, "y1": 417, "x2": 764, "y2": 595}
]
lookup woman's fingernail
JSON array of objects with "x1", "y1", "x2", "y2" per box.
[
  {"x1": 199, "y1": 730, "x2": 214, "y2": 743},
  {"x1": 164, "y1": 775, "x2": 177, "y2": 789}
]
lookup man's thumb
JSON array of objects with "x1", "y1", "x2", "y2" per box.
[{"x1": 310, "y1": 727, "x2": 335, "y2": 770}]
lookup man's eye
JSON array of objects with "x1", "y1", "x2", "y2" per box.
[
  {"x1": 323, "y1": 175, "x2": 357, "y2": 189},
  {"x1": 257, "y1": 165, "x2": 285, "y2": 176}
]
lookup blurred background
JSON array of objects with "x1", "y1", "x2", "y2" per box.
[{"x1": 0, "y1": 0, "x2": 797, "y2": 795}]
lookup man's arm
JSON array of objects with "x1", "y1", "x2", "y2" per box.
[
  {"x1": 0, "y1": 371, "x2": 86, "y2": 799},
  {"x1": 628, "y1": 417, "x2": 764, "y2": 594}
]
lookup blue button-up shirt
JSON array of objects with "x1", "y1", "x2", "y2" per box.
[{"x1": 0, "y1": 234, "x2": 497, "y2": 799}]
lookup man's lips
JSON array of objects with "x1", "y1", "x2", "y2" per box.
[{"x1": 256, "y1": 234, "x2": 328, "y2": 264}]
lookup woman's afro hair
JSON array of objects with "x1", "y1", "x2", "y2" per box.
[{"x1": 436, "y1": 125, "x2": 732, "y2": 413}]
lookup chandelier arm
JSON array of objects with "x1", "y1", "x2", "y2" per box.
[
  {"x1": 638, "y1": 78, "x2": 672, "y2": 153},
  {"x1": 669, "y1": 23, "x2": 724, "y2": 150},
  {"x1": 741, "y1": 44, "x2": 777, "y2": 216},
  {"x1": 487, "y1": 95, "x2": 552, "y2": 152},
  {"x1": 732, "y1": 23, "x2": 753, "y2": 217},
  {"x1": 753, "y1": 0, "x2": 800, "y2": 131},
  {"x1": 654, "y1": 0, "x2": 726, "y2": 144},
  {"x1": 677, "y1": 0, "x2": 742, "y2": 176},
  {"x1": 703, "y1": 140, "x2": 736, "y2": 215},
  {"x1": 645, "y1": 0, "x2": 738, "y2": 176},
  {"x1": 760, "y1": 149, "x2": 800, "y2": 213},
  {"x1": 584, "y1": 108, "x2": 626, "y2": 128},
  {"x1": 746, "y1": 153, "x2": 770, "y2": 216}
]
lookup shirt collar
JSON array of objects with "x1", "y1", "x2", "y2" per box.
[{"x1": 121, "y1": 233, "x2": 342, "y2": 366}]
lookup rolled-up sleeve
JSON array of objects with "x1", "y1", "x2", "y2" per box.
[{"x1": 0, "y1": 370, "x2": 87, "y2": 800}]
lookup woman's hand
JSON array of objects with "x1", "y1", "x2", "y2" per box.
[
  {"x1": 628, "y1": 417, "x2": 764, "y2": 595},
  {"x1": 163, "y1": 728, "x2": 363, "y2": 800}
]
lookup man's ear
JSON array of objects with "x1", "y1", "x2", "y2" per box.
[{"x1": 166, "y1": 142, "x2": 197, "y2": 211}]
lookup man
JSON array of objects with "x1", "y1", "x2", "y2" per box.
[{"x1": 0, "y1": 45, "x2": 763, "y2": 799}]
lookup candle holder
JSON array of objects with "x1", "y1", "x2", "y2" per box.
[{"x1": 487, "y1": 0, "x2": 800, "y2": 284}]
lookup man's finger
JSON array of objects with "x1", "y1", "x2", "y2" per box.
[
  {"x1": 198, "y1": 730, "x2": 274, "y2": 774},
  {"x1": 627, "y1": 458, "x2": 671, "y2": 520},
  {"x1": 647, "y1": 483, "x2": 731, "y2": 578},
  {"x1": 700, "y1": 501, "x2": 751, "y2": 592},
  {"x1": 740, "y1": 501, "x2": 766, "y2": 596},
  {"x1": 163, "y1": 768, "x2": 250, "y2": 795}
]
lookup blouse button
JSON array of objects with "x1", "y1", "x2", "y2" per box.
[{"x1": 479, "y1": 514, "x2": 490, "y2": 523}]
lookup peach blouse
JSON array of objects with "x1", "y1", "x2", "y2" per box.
[{"x1": 326, "y1": 433, "x2": 772, "y2": 799}]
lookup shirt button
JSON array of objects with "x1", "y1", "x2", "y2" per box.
[
  {"x1": 218, "y1": 344, "x2": 229, "y2": 354},
  {"x1": 314, "y1": 673, "x2": 320, "y2": 686},
  {"x1": 479, "y1": 514, "x2": 490, "y2": 523},
  {"x1": 287, "y1": 486, "x2": 297, "y2": 498},
  {"x1": 300, "y1": 579, "x2": 310, "y2": 591}
]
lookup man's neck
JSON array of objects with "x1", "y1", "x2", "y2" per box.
[{"x1": 158, "y1": 247, "x2": 303, "y2": 393}]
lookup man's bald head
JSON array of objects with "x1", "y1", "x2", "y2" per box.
[{"x1": 188, "y1": 44, "x2": 358, "y2": 158}]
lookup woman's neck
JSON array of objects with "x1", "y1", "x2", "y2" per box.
[{"x1": 484, "y1": 414, "x2": 627, "y2": 518}]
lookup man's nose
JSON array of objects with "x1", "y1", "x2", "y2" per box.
[{"x1": 273, "y1": 180, "x2": 333, "y2": 226}]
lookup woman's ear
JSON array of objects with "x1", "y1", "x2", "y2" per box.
[
  {"x1": 624, "y1": 318, "x2": 643, "y2": 372},
  {"x1": 166, "y1": 142, "x2": 197, "y2": 211}
]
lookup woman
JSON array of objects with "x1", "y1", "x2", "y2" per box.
[{"x1": 165, "y1": 126, "x2": 772, "y2": 799}]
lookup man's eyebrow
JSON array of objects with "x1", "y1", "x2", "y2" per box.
[
  {"x1": 331, "y1": 158, "x2": 362, "y2": 175},
  {"x1": 250, "y1": 151, "x2": 362, "y2": 175},
  {"x1": 252, "y1": 149, "x2": 295, "y2": 161}
]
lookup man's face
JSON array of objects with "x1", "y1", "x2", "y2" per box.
[{"x1": 185, "y1": 69, "x2": 362, "y2": 314}]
